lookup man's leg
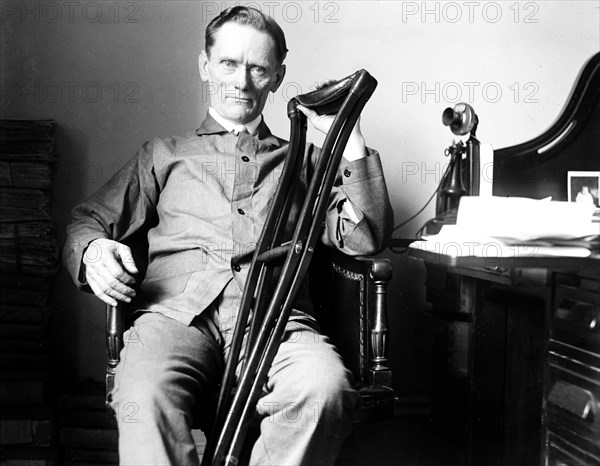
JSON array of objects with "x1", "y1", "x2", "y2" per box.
[
  {"x1": 250, "y1": 320, "x2": 360, "y2": 466},
  {"x1": 109, "y1": 312, "x2": 223, "y2": 466}
]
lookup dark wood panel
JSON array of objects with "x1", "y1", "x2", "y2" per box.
[
  {"x1": 470, "y1": 284, "x2": 506, "y2": 466},
  {"x1": 503, "y1": 292, "x2": 545, "y2": 466},
  {"x1": 493, "y1": 52, "x2": 600, "y2": 201}
]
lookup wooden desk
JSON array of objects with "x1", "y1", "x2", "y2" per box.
[{"x1": 409, "y1": 247, "x2": 600, "y2": 466}]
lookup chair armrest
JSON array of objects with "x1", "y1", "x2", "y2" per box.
[{"x1": 106, "y1": 304, "x2": 124, "y2": 404}]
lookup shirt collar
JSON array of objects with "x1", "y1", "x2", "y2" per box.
[
  {"x1": 207, "y1": 107, "x2": 262, "y2": 135},
  {"x1": 195, "y1": 111, "x2": 283, "y2": 147}
]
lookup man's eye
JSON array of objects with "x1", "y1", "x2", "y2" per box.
[
  {"x1": 250, "y1": 66, "x2": 266, "y2": 77},
  {"x1": 221, "y1": 61, "x2": 236, "y2": 69}
]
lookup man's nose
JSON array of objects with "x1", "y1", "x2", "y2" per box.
[{"x1": 234, "y1": 66, "x2": 251, "y2": 91}]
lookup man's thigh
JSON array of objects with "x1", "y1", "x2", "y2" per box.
[{"x1": 111, "y1": 312, "x2": 224, "y2": 416}]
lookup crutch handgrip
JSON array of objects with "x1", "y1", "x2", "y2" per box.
[{"x1": 256, "y1": 241, "x2": 293, "y2": 264}]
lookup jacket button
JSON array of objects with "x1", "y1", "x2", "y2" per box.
[
  {"x1": 241, "y1": 156, "x2": 250, "y2": 162},
  {"x1": 343, "y1": 169, "x2": 351, "y2": 178},
  {"x1": 238, "y1": 208, "x2": 245, "y2": 215},
  {"x1": 233, "y1": 264, "x2": 241, "y2": 272}
]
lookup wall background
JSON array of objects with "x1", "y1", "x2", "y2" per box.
[{"x1": 1, "y1": 0, "x2": 598, "y2": 392}]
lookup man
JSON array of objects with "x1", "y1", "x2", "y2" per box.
[{"x1": 64, "y1": 6, "x2": 393, "y2": 465}]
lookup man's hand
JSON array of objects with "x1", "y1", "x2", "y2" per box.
[
  {"x1": 297, "y1": 80, "x2": 367, "y2": 162},
  {"x1": 83, "y1": 238, "x2": 138, "y2": 307}
]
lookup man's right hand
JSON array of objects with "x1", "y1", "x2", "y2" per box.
[{"x1": 83, "y1": 238, "x2": 139, "y2": 307}]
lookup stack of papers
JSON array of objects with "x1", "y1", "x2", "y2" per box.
[{"x1": 414, "y1": 197, "x2": 599, "y2": 258}]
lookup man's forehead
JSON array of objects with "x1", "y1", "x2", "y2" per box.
[{"x1": 209, "y1": 22, "x2": 278, "y2": 61}]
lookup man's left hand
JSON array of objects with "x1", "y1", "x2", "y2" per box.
[{"x1": 297, "y1": 80, "x2": 367, "y2": 162}]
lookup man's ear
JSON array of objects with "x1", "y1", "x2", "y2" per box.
[
  {"x1": 270, "y1": 64, "x2": 286, "y2": 93},
  {"x1": 198, "y1": 50, "x2": 209, "y2": 81}
]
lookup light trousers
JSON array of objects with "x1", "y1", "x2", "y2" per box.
[{"x1": 110, "y1": 283, "x2": 359, "y2": 466}]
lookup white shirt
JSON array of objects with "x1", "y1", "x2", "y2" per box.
[{"x1": 208, "y1": 107, "x2": 262, "y2": 135}]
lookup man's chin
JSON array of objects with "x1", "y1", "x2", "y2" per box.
[{"x1": 223, "y1": 108, "x2": 257, "y2": 124}]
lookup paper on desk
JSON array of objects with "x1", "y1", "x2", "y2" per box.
[
  {"x1": 415, "y1": 196, "x2": 598, "y2": 258},
  {"x1": 417, "y1": 224, "x2": 593, "y2": 258},
  {"x1": 455, "y1": 196, "x2": 598, "y2": 242}
]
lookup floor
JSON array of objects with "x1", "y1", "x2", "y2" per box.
[
  {"x1": 341, "y1": 415, "x2": 468, "y2": 466},
  {"x1": 335, "y1": 398, "x2": 468, "y2": 466}
]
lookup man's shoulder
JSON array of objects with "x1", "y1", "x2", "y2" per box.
[
  {"x1": 156, "y1": 130, "x2": 200, "y2": 147},
  {"x1": 271, "y1": 134, "x2": 289, "y2": 147},
  {"x1": 146, "y1": 130, "x2": 204, "y2": 155}
]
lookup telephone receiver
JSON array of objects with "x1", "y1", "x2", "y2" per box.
[{"x1": 442, "y1": 103, "x2": 478, "y2": 136}]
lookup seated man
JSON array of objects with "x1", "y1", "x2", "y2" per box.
[{"x1": 64, "y1": 6, "x2": 393, "y2": 466}]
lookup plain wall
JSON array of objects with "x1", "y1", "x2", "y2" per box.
[{"x1": 1, "y1": 1, "x2": 598, "y2": 391}]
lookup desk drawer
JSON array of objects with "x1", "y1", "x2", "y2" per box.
[
  {"x1": 552, "y1": 275, "x2": 600, "y2": 354},
  {"x1": 547, "y1": 431, "x2": 600, "y2": 465},
  {"x1": 547, "y1": 348, "x2": 600, "y2": 459}
]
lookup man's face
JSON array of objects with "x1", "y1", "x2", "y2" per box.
[{"x1": 199, "y1": 22, "x2": 286, "y2": 124}]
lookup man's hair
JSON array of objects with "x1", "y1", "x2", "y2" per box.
[{"x1": 205, "y1": 6, "x2": 288, "y2": 65}]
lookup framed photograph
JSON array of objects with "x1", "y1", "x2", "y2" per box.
[{"x1": 568, "y1": 171, "x2": 600, "y2": 206}]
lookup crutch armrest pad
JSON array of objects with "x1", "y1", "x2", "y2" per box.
[{"x1": 295, "y1": 70, "x2": 365, "y2": 116}]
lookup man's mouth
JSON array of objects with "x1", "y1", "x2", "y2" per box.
[{"x1": 228, "y1": 96, "x2": 253, "y2": 104}]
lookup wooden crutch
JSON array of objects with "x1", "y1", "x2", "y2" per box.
[{"x1": 202, "y1": 69, "x2": 378, "y2": 466}]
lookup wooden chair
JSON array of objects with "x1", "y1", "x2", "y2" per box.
[{"x1": 105, "y1": 245, "x2": 394, "y2": 428}]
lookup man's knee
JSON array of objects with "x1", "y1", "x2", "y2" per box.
[
  {"x1": 279, "y1": 358, "x2": 357, "y2": 417},
  {"x1": 112, "y1": 374, "x2": 175, "y2": 420},
  {"x1": 276, "y1": 328, "x2": 358, "y2": 408},
  {"x1": 308, "y1": 365, "x2": 353, "y2": 401}
]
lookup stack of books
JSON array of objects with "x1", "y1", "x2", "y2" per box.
[
  {"x1": 0, "y1": 119, "x2": 60, "y2": 465},
  {"x1": 58, "y1": 381, "x2": 118, "y2": 466}
]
